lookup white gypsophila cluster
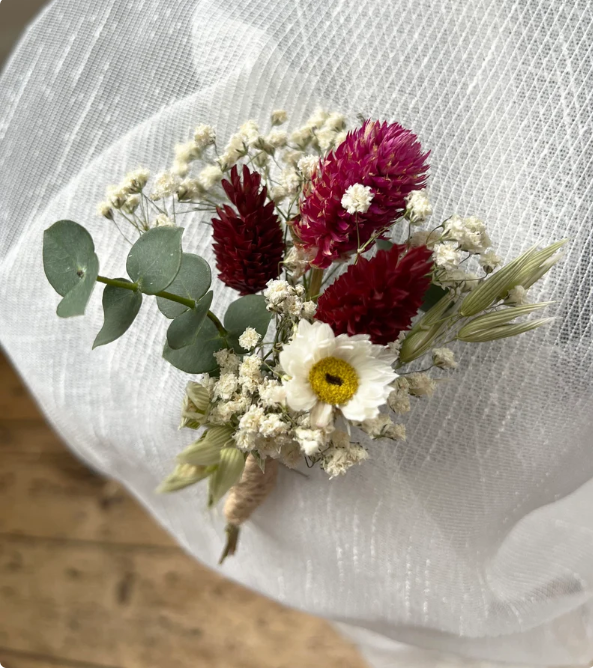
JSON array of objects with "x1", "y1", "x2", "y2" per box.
[
  {"x1": 507, "y1": 285, "x2": 529, "y2": 305},
  {"x1": 259, "y1": 413, "x2": 290, "y2": 438},
  {"x1": 406, "y1": 372, "x2": 437, "y2": 397},
  {"x1": 122, "y1": 194, "x2": 140, "y2": 214},
  {"x1": 284, "y1": 246, "x2": 312, "y2": 280},
  {"x1": 218, "y1": 131, "x2": 246, "y2": 170},
  {"x1": 263, "y1": 279, "x2": 315, "y2": 319},
  {"x1": 438, "y1": 268, "x2": 479, "y2": 292},
  {"x1": 445, "y1": 215, "x2": 492, "y2": 254},
  {"x1": 214, "y1": 349, "x2": 241, "y2": 374},
  {"x1": 387, "y1": 378, "x2": 412, "y2": 415},
  {"x1": 266, "y1": 129, "x2": 288, "y2": 148},
  {"x1": 433, "y1": 241, "x2": 463, "y2": 270},
  {"x1": 213, "y1": 372, "x2": 239, "y2": 401},
  {"x1": 479, "y1": 249, "x2": 502, "y2": 272},
  {"x1": 193, "y1": 123, "x2": 216, "y2": 149},
  {"x1": 264, "y1": 279, "x2": 292, "y2": 305},
  {"x1": 282, "y1": 148, "x2": 305, "y2": 167},
  {"x1": 154, "y1": 214, "x2": 175, "y2": 227},
  {"x1": 321, "y1": 431, "x2": 369, "y2": 478},
  {"x1": 270, "y1": 109, "x2": 288, "y2": 126},
  {"x1": 258, "y1": 379, "x2": 287, "y2": 408},
  {"x1": 295, "y1": 427, "x2": 328, "y2": 456},
  {"x1": 270, "y1": 185, "x2": 287, "y2": 202},
  {"x1": 208, "y1": 396, "x2": 250, "y2": 425},
  {"x1": 405, "y1": 189, "x2": 433, "y2": 223},
  {"x1": 150, "y1": 171, "x2": 181, "y2": 200},
  {"x1": 238, "y1": 354, "x2": 263, "y2": 393},
  {"x1": 123, "y1": 168, "x2": 151, "y2": 193},
  {"x1": 341, "y1": 183, "x2": 374, "y2": 214},
  {"x1": 297, "y1": 154, "x2": 319, "y2": 180},
  {"x1": 96, "y1": 201, "x2": 113, "y2": 219},
  {"x1": 409, "y1": 229, "x2": 441, "y2": 249},
  {"x1": 97, "y1": 168, "x2": 151, "y2": 218},
  {"x1": 238, "y1": 327, "x2": 261, "y2": 350},
  {"x1": 198, "y1": 165, "x2": 223, "y2": 190},
  {"x1": 286, "y1": 108, "x2": 348, "y2": 155},
  {"x1": 432, "y1": 347, "x2": 457, "y2": 369},
  {"x1": 361, "y1": 414, "x2": 406, "y2": 441},
  {"x1": 239, "y1": 120, "x2": 261, "y2": 147},
  {"x1": 316, "y1": 127, "x2": 337, "y2": 151},
  {"x1": 280, "y1": 168, "x2": 301, "y2": 195}
]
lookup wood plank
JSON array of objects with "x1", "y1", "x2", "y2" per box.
[
  {"x1": 0, "y1": 355, "x2": 42, "y2": 421},
  {"x1": 0, "y1": 421, "x2": 66, "y2": 455},
  {"x1": 0, "y1": 448, "x2": 176, "y2": 548},
  {"x1": 0, "y1": 647, "x2": 104, "y2": 668},
  {"x1": 0, "y1": 536, "x2": 364, "y2": 668}
]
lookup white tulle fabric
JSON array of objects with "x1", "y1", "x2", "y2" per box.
[{"x1": 1, "y1": 0, "x2": 592, "y2": 665}]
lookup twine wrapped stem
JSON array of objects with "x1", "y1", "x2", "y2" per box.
[{"x1": 219, "y1": 454, "x2": 278, "y2": 563}]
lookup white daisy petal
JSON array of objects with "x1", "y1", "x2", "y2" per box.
[
  {"x1": 310, "y1": 401, "x2": 334, "y2": 428},
  {"x1": 280, "y1": 320, "x2": 397, "y2": 424}
]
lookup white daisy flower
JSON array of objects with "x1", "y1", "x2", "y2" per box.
[{"x1": 279, "y1": 320, "x2": 397, "y2": 428}]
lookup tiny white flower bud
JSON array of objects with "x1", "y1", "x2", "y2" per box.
[
  {"x1": 270, "y1": 109, "x2": 288, "y2": 126},
  {"x1": 341, "y1": 183, "x2": 374, "y2": 214}
]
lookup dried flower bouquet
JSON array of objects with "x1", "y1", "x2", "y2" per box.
[{"x1": 42, "y1": 109, "x2": 564, "y2": 560}]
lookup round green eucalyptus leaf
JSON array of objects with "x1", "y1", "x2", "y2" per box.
[
  {"x1": 55, "y1": 252, "x2": 99, "y2": 318},
  {"x1": 126, "y1": 226, "x2": 184, "y2": 295},
  {"x1": 223, "y1": 294, "x2": 272, "y2": 352},
  {"x1": 156, "y1": 253, "x2": 212, "y2": 319},
  {"x1": 163, "y1": 318, "x2": 224, "y2": 374},
  {"x1": 43, "y1": 220, "x2": 97, "y2": 297},
  {"x1": 92, "y1": 280, "x2": 143, "y2": 349},
  {"x1": 166, "y1": 290, "x2": 214, "y2": 350}
]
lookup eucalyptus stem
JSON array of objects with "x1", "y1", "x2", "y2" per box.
[{"x1": 96, "y1": 275, "x2": 227, "y2": 336}]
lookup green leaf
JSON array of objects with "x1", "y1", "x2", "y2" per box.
[
  {"x1": 126, "y1": 227, "x2": 184, "y2": 295},
  {"x1": 157, "y1": 464, "x2": 213, "y2": 493},
  {"x1": 156, "y1": 253, "x2": 212, "y2": 319},
  {"x1": 223, "y1": 295, "x2": 272, "y2": 352},
  {"x1": 55, "y1": 253, "x2": 99, "y2": 318},
  {"x1": 420, "y1": 283, "x2": 449, "y2": 313},
  {"x1": 178, "y1": 426, "x2": 235, "y2": 466},
  {"x1": 166, "y1": 290, "x2": 213, "y2": 350},
  {"x1": 43, "y1": 220, "x2": 96, "y2": 297},
  {"x1": 208, "y1": 447, "x2": 245, "y2": 506},
  {"x1": 376, "y1": 239, "x2": 394, "y2": 251},
  {"x1": 92, "y1": 280, "x2": 143, "y2": 349},
  {"x1": 43, "y1": 220, "x2": 100, "y2": 317},
  {"x1": 163, "y1": 318, "x2": 224, "y2": 374}
]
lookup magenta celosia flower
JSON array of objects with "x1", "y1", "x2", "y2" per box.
[{"x1": 296, "y1": 120, "x2": 430, "y2": 268}]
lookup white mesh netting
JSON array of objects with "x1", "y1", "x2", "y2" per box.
[{"x1": 1, "y1": 0, "x2": 592, "y2": 665}]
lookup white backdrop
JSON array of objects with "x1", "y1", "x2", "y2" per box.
[{"x1": 1, "y1": 0, "x2": 592, "y2": 665}]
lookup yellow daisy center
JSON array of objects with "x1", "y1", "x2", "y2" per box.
[{"x1": 308, "y1": 356, "x2": 359, "y2": 406}]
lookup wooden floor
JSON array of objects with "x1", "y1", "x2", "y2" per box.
[{"x1": 0, "y1": 352, "x2": 364, "y2": 668}]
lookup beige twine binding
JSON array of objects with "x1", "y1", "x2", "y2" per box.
[{"x1": 219, "y1": 454, "x2": 278, "y2": 563}]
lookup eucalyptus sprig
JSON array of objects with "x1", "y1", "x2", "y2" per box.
[{"x1": 42, "y1": 220, "x2": 271, "y2": 375}]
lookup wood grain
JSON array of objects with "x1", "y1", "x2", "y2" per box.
[
  {"x1": 0, "y1": 536, "x2": 360, "y2": 668},
  {"x1": 0, "y1": 449, "x2": 175, "y2": 547}
]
